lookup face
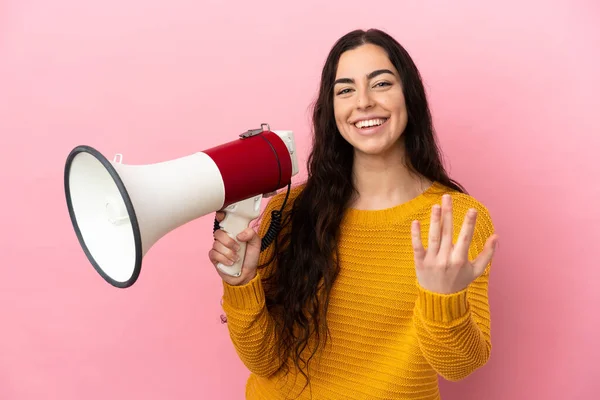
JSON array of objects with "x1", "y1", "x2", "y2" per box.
[{"x1": 333, "y1": 43, "x2": 408, "y2": 157}]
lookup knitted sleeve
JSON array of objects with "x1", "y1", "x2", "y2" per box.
[
  {"x1": 220, "y1": 191, "x2": 289, "y2": 378},
  {"x1": 412, "y1": 199, "x2": 495, "y2": 381}
]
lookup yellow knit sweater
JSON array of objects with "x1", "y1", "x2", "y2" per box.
[{"x1": 221, "y1": 181, "x2": 495, "y2": 400}]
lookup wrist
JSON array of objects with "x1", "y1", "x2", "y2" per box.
[
  {"x1": 416, "y1": 275, "x2": 469, "y2": 295},
  {"x1": 223, "y1": 270, "x2": 257, "y2": 287},
  {"x1": 222, "y1": 272, "x2": 264, "y2": 309},
  {"x1": 236, "y1": 272, "x2": 257, "y2": 286},
  {"x1": 416, "y1": 280, "x2": 470, "y2": 323}
]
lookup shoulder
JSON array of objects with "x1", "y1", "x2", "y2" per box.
[
  {"x1": 263, "y1": 183, "x2": 305, "y2": 213},
  {"x1": 253, "y1": 184, "x2": 306, "y2": 272},
  {"x1": 439, "y1": 183, "x2": 496, "y2": 236},
  {"x1": 254, "y1": 183, "x2": 306, "y2": 229}
]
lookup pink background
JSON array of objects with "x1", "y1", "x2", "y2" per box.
[{"x1": 1, "y1": 0, "x2": 599, "y2": 399}]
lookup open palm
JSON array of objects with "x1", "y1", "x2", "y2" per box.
[{"x1": 411, "y1": 194, "x2": 498, "y2": 294}]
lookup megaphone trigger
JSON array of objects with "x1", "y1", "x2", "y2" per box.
[{"x1": 215, "y1": 194, "x2": 263, "y2": 277}]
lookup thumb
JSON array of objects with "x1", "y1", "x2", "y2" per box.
[
  {"x1": 472, "y1": 234, "x2": 498, "y2": 277},
  {"x1": 236, "y1": 228, "x2": 261, "y2": 271}
]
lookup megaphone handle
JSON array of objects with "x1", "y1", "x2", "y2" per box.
[{"x1": 216, "y1": 195, "x2": 263, "y2": 277}]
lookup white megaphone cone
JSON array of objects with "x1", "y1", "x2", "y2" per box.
[{"x1": 64, "y1": 123, "x2": 298, "y2": 288}]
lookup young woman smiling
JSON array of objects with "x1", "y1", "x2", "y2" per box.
[{"x1": 209, "y1": 28, "x2": 498, "y2": 400}]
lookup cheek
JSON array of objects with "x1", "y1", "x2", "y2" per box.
[
  {"x1": 333, "y1": 101, "x2": 349, "y2": 123},
  {"x1": 383, "y1": 98, "x2": 403, "y2": 111},
  {"x1": 379, "y1": 90, "x2": 406, "y2": 114}
]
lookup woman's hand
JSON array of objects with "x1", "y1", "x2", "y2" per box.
[
  {"x1": 209, "y1": 211, "x2": 261, "y2": 286},
  {"x1": 411, "y1": 194, "x2": 498, "y2": 294}
]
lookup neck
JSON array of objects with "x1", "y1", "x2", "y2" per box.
[{"x1": 350, "y1": 141, "x2": 432, "y2": 210}]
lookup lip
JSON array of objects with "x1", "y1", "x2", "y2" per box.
[
  {"x1": 352, "y1": 117, "x2": 389, "y2": 136},
  {"x1": 350, "y1": 116, "x2": 389, "y2": 125}
]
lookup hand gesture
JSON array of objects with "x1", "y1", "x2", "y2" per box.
[
  {"x1": 209, "y1": 211, "x2": 261, "y2": 286},
  {"x1": 411, "y1": 194, "x2": 498, "y2": 294}
]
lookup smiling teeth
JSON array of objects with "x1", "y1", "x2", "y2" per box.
[{"x1": 355, "y1": 118, "x2": 387, "y2": 129}]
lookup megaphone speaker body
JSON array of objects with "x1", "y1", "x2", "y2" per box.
[{"x1": 65, "y1": 126, "x2": 298, "y2": 288}]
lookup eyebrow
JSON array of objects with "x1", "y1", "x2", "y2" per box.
[{"x1": 333, "y1": 69, "x2": 395, "y2": 86}]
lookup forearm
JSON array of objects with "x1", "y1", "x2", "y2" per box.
[
  {"x1": 221, "y1": 272, "x2": 283, "y2": 378},
  {"x1": 412, "y1": 280, "x2": 491, "y2": 381}
]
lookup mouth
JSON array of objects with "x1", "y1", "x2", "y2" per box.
[
  {"x1": 351, "y1": 117, "x2": 389, "y2": 135},
  {"x1": 353, "y1": 118, "x2": 388, "y2": 130}
]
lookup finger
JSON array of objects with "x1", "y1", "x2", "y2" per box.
[
  {"x1": 411, "y1": 220, "x2": 425, "y2": 267},
  {"x1": 472, "y1": 234, "x2": 498, "y2": 277},
  {"x1": 236, "y1": 227, "x2": 261, "y2": 271},
  {"x1": 454, "y1": 208, "x2": 478, "y2": 258},
  {"x1": 428, "y1": 204, "x2": 442, "y2": 254},
  {"x1": 208, "y1": 248, "x2": 236, "y2": 267},
  {"x1": 440, "y1": 194, "x2": 453, "y2": 254},
  {"x1": 214, "y1": 229, "x2": 241, "y2": 252},
  {"x1": 212, "y1": 240, "x2": 240, "y2": 264},
  {"x1": 215, "y1": 211, "x2": 225, "y2": 223}
]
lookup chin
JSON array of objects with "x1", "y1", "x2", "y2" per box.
[
  {"x1": 353, "y1": 143, "x2": 393, "y2": 156},
  {"x1": 350, "y1": 136, "x2": 405, "y2": 158}
]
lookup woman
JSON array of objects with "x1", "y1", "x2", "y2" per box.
[{"x1": 209, "y1": 28, "x2": 498, "y2": 400}]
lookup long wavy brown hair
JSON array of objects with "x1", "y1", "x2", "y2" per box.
[{"x1": 258, "y1": 28, "x2": 466, "y2": 393}]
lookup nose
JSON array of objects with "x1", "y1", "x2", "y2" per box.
[{"x1": 355, "y1": 85, "x2": 374, "y2": 110}]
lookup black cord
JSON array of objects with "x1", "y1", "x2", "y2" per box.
[
  {"x1": 213, "y1": 183, "x2": 291, "y2": 253},
  {"x1": 213, "y1": 216, "x2": 221, "y2": 234},
  {"x1": 260, "y1": 183, "x2": 290, "y2": 251}
]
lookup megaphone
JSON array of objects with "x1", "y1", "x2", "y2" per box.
[{"x1": 64, "y1": 123, "x2": 298, "y2": 288}]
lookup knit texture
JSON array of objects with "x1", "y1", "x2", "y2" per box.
[{"x1": 221, "y1": 182, "x2": 494, "y2": 400}]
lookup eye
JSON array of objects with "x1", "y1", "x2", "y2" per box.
[
  {"x1": 336, "y1": 88, "x2": 353, "y2": 96},
  {"x1": 373, "y1": 81, "x2": 391, "y2": 88}
]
